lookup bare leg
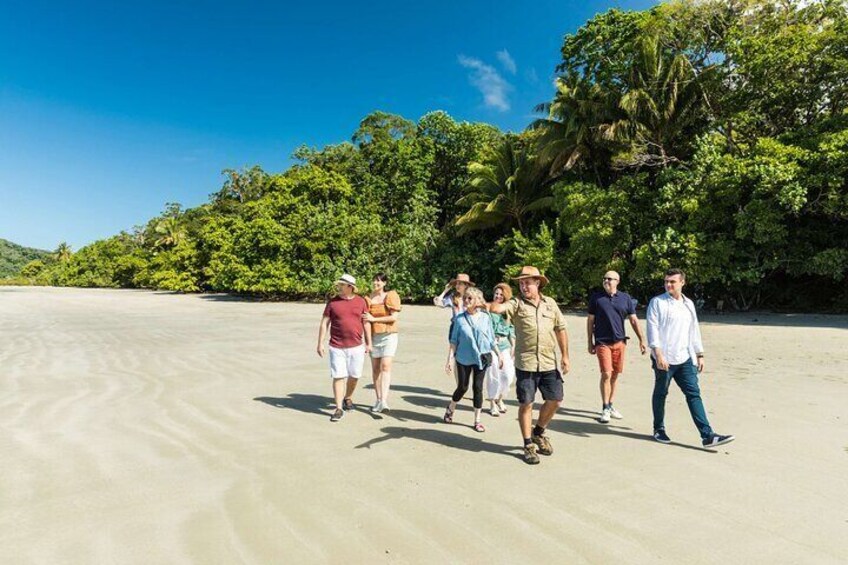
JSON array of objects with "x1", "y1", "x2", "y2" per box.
[
  {"x1": 518, "y1": 403, "x2": 534, "y2": 439},
  {"x1": 332, "y1": 378, "x2": 347, "y2": 410},
  {"x1": 370, "y1": 357, "x2": 382, "y2": 402},
  {"x1": 609, "y1": 373, "x2": 620, "y2": 404},
  {"x1": 537, "y1": 399, "x2": 561, "y2": 428},
  {"x1": 344, "y1": 377, "x2": 358, "y2": 402},
  {"x1": 380, "y1": 357, "x2": 394, "y2": 404},
  {"x1": 600, "y1": 372, "x2": 612, "y2": 406}
]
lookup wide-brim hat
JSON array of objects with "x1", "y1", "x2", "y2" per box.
[
  {"x1": 447, "y1": 273, "x2": 475, "y2": 287},
  {"x1": 511, "y1": 266, "x2": 549, "y2": 289},
  {"x1": 335, "y1": 273, "x2": 358, "y2": 290}
]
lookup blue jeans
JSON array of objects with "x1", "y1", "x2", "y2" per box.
[{"x1": 652, "y1": 357, "x2": 714, "y2": 440}]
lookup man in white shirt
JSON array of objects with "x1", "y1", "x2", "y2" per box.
[{"x1": 646, "y1": 269, "x2": 735, "y2": 448}]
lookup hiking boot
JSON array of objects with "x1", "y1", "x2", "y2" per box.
[
  {"x1": 531, "y1": 433, "x2": 553, "y2": 456},
  {"x1": 330, "y1": 408, "x2": 345, "y2": 422},
  {"x1": 523, "y1": 444, "x2": 540, "y2": 465}
]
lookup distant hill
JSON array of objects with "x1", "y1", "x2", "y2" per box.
[{"x1": 0, "y1": 239, "x2": 52, "y2": 278}]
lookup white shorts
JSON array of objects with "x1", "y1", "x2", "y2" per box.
[
  {"x1": 329, "y1": 345, "x2": 366, "y2": 379},
  {"x1": 371, "y1": 333, "x2": 398, "y2": 358}
]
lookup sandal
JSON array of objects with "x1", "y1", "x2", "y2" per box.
[
  {"x1": 473, "y1": 421, "x2": 486, "y2": 433},
  {"x1": 443, "y1": 407, "x2": 454, "y2": 424},
  {"x1": 497, "y1": 400, "x2": 507, "y2": 414}
]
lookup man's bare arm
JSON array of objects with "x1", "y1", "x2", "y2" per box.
[
  {"x1": 317, "y1": 315, "x2": 330, "y2": 357},
  {"x1": 557, "y1": 328, "x2": 570, "y2": 374},
  {"x1": 628, "y1": 314, "x2": 647, "y2": 354}
]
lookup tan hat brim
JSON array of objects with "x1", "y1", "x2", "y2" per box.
[{"x1": 511, "y1": 274, "x2": 549, "y2": 288}]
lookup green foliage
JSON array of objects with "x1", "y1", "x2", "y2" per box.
[
  {"x1": 50, "y1": 235, "x2": 143, "y2": 288},
  {"x1": 457, "y1": 133, "x2": 555, "y2": 234},
  {"x1": 495, "y1": 224, "x2": 567, "y2": 298},
  {"x1": 0, "y1": 238, "x2": 51, "y2": 278},
  {"x1": 20, "y1": 260, "x2": 46, "y2": 279},
  {"x1": 19, "y1": 0, "x2": 848, "y2": 311}
]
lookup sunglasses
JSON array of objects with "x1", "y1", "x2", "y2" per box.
[
  {"x1": 603, "y1": 277, "x2": 618, "y2": 282},
  {"x1": 463, "y1": 296, "x2": 475, "y2": 302}
]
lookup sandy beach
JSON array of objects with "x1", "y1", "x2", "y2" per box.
[{"x1": 0, "y1": 286, "x2": 846, "y2": 564}]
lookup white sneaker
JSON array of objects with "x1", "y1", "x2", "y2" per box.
[
  {"x1": 371, "y1": 400, "x2": 383, "y2": 413},
  {"x1": 490, "y1": 406, "x2": 500, "y2": 417},
  {"x1": 599, "y1": 408, "x2": 611, "y2": 423},
  {"x1": 380, "y1": 401, "x2": 389, "y2": 412},
  {"x1": 609, "y1": 406, "x2": 623, "y2": 419}
]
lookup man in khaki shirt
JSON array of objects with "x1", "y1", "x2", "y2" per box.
[{"x1": 490, "y1": 266, "x2": 570, "y2": 465}]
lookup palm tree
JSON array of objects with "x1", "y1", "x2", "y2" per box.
[
  {"x1": 531, "y1": 76, "x2": 620, "y2": 182},
  {"x1": 533, "y1": 34, "x2": 711, "y2": 175},
  {"x1": 54, "y1": 242, "x2": 72, "y2": 262},
  {"x1": 606, "y1": 34, "x2": 710, "y2": 168},
  {"x1": 455, "y1": 135, "x2": 554, "y2": 234},
  {"x1": 153, "y1": 217, "x2": 185, "y2": 249}
]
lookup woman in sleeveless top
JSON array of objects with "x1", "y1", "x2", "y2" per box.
[
  {"x1": 363, "y1": 273, "x2": 402, "y2": 413},
  {"x1": 486, "y1": 283, "x2": 516, "y2": 416}
]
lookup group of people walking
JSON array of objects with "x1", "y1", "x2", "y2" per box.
[{"x1": 317, "y1": 266, "x2": 734, "y2": 465}]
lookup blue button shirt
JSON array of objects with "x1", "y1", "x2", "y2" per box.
[
  {"x1": 588, "y1": 291, "x2": 635, "y2": 345},
  {"x1": 450, "y1": 311, "x2": 497, "y2": 369}
]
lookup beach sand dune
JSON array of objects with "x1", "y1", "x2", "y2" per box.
[{"x1": 1, "y1": 287, "x2": 846, "y2": 564}]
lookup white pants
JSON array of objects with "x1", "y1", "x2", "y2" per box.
[
  {"x1": 485, "y1": 350, "x2": 515, "y2": 399},
  {"x1": 329, "y1": 345, "x2": 365, "y2": 379}
]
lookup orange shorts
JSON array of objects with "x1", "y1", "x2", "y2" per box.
[{"x1": 596, "y1": 341, "x2": 626, "y2": 374}]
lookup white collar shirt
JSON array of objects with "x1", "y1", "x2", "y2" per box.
[{"x1": 646, "y1": 292, "x2": 704, "y2": 366}]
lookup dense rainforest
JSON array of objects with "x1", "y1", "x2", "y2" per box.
[{"x1": 6, "y1": 0, "x2": 848, "y2": 310}]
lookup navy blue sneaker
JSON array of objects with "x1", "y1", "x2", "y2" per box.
[
  {"x1": 702, "y1": 434, "x2": 735, "y2": 448},
  {"x1": 653, "y1": 430, "x2": 671, "y2": 444}
]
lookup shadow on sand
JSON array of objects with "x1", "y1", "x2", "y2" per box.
[
  {"x1": 254, "y1": 394, "x2": 333, "y2": 417},
  {"x1": 256, "y1": 393, "x2": 712, "y2": 453},
  {"x1": 355, "y1": 426, "x2": 524, "y2": 460},
  {"x1": 546, "y1": 418, "x2": 712, "y2": 452}
]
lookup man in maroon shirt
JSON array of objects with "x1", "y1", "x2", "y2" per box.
[{"x1": 317, "y1": 274, "x2": 372, "y2": 421}]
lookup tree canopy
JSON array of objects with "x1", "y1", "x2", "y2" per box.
[{"x1": 6, "y1": 0, "x2": 847, "y2": 311}]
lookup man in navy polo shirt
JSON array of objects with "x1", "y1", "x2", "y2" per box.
[{"x1": 587, "y1": 271, "x2": 646, "y2": 423}]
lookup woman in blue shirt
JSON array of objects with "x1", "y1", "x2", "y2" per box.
[{"x1": 443, "y1": 287, "x2": 503, "y2": 432}]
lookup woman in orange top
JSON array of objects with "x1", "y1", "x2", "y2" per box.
[{"x1": 363, "y1": 273, "x2": 402, "y2": 413}]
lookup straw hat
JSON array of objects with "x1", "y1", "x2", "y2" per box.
[
  {"x1": 447, "y1": 273, "x2": 475, "y2": 287},
  {"x1": 335, "y1": 273, "x2": 358, "y2": 291},
  {"x1": 511, "y1": 266, "x2": 549, "y2": 289}
]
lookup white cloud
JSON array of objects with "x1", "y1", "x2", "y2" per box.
[
  {"x1": 458, "y1": 55, "x2": 512, "y2": 112},
  {"x1": 496, "y1": 49, "x2": 517, "y2": 74}
]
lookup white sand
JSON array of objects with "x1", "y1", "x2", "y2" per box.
[{"x1": 0, "y1": 286, "x2": 846, "y2": 564}]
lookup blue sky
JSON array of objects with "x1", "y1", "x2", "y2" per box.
[{"x1": 1, "y1": 0, "x2": 655, "y2": 250}]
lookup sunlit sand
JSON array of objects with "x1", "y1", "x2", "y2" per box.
[{"x1": 1, "y1": 287, "x2": 845, "y2": 563}]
